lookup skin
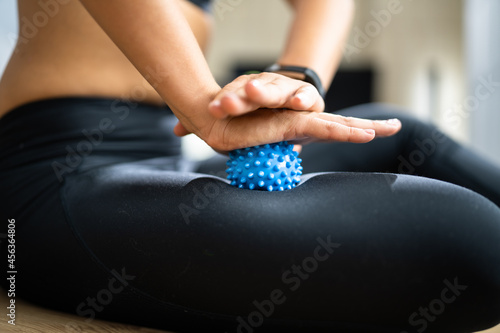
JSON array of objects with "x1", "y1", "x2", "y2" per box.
[{"x1": 0, "y1": 0, "x2": 401, "y2": 153}]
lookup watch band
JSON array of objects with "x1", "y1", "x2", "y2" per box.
[{"x1": 264, "y1": 64, "x2": 326, "y2": 99}]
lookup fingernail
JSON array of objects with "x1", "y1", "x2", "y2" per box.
[
  {"x1": 387, "y1": 118, "x2": 400, "y2": 125},
  {"x1": 364, "y1": 129, "x2": 375, "y2": 135}
]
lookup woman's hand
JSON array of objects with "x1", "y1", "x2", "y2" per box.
[
  {"x1": 173, "y1": 73, "x2": 401, "y2": 153},
  {"x1": 174, "y1": 72, "x2": 325, "y2": 137},
  {"x1": 208, "y1": 72, "x2": 325, "y2": 119}
]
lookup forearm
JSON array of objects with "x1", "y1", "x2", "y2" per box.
[
  {"x1": 78, "y1": 0, "x2": 400, "y2": 151},
  {"x1": 79, "y1": 0, "x2": 219, "y2": 134},
  {"x1": 278, "y1": 0, "x2": 355, "y2": 89}
]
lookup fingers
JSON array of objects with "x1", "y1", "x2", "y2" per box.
[
  {"x1": 285, "y1": 112, "x2": 401, "y2": 144},
  {"x1": 244, "y1": 79, "x2": 289, "y2": 109},
  {"x1": 208, "y1": 73, "x2": 324, "y2": 119},
  {"x1": 246, "y1": 80, "x2": 324, "y2": 112},
  {"x1": 316, "y1": 113, "x2": 402, "y2": 137},
  {"x1": 288, "y1": 85, "x2": 324, "y2": 111},
  {"x1": 295, "y1": 116, "x2": 376, "y2": 144},
  {"x1": 208, "y1": 83, "x2": 260, "y2": 118},
  {"x1": 206, "y1": 109, "x2": 401, "y2": 152}
]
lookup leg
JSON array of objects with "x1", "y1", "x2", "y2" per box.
[
  {"x1": 195, "y1": 103, "x2": 500, "y2": 207},
  {"x1": 15, "y1": 158, "x2": 500, "y2": 333},
  {"x1": 298, "y1": 103, "x2": 500, "y2": 207}
]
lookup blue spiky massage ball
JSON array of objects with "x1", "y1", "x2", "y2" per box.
[{"x1": 226, "y1": 141, "x2": 303, "y2": 191}]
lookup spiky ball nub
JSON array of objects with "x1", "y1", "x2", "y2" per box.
[{"x1": 226, "y1": 141, "x2": 303, "y2": 191}]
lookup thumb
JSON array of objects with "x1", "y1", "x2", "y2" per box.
[{"x1": 174, "y1": 122, "x2": 191, "y2": 137}]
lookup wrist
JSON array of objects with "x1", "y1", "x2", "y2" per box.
[
  {"x1": 265, "y1": 63, "x2": 326, "y2": 99},
  {"x1": 167, "y1": 82, "x2": 221, "y2": 138}
]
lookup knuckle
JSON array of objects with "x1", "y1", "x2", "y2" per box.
[
  {"x1": 283, "y1": 112, "x2": 303, "y2": 139},
  {"x1": 347, "y1": 126, "x2": 358, "y2": 142},
  {"x1": 262, "y1": 72, "x2": 279, "y2": 79},
  {"x1": 301, "y1": 83, "x2": 317, "y2": 93},
  {"x1": 230, "y1": 75, "x2": 251, "y2": 87},
  {"x1": 235, "y1": 74, "x2": 248, "y2": 82},
  {"x1": 325, "y1": 121, "x2": 341, "y2": 139}
]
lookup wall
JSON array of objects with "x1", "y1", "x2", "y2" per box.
[
  {"x1": 465, "y1": 0, "x2": 500, "y2": 164},
  {"x1": 207, "y1": 0, "x2": 468, "y2": 143},
  {"x1": 0, "y1": 0, "x2": 17, "y2": 75},
  {"x1": 349, "y1": 0, "x2": 466, "y2": 142},
  {"x1": 1, "y1": 0, "x2": 498, "y2": 162}
]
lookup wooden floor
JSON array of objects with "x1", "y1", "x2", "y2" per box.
[
  {"x1": 483, "y1": 324, "x2": 500, "y2": 333},
  {"x1": 1, "y1": 288, "x2": 499, "y2": 332},
  {"x1": 0, "y1": 288, "x2": 172, "y2": 333}
]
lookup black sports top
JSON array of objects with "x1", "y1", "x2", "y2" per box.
[{"x1": 188, "y1": 0, "x2": 212, "y2": 12}]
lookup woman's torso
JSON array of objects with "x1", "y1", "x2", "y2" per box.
[{"x1": 0, "y1": 0, "x2": 212, "y2": 118}]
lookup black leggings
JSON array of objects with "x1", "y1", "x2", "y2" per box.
[{"x1": 1, "y1": 97, "x2": 500, "y2": 333}]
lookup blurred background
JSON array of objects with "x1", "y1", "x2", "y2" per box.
[{"x1": 0, "y1": 0, "x2": 499, "y2": 164}]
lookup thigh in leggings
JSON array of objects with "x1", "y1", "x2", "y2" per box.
[
  {"x1": 300, "y1": 104, "x2": 500, "y2": 207},
  {"x1": 3, "y1": 101, "x2": 500, "y2": 333},
  {"x1": 198, "y1": 103, "x2": 500, "y2": 207},
  {"x1": 14, "y1": 163, "x2": 500, "y2": 333}
]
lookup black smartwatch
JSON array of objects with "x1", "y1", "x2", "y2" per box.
[{"x1": 264, "y1": 64, "x2": 326, "y2": 99}]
